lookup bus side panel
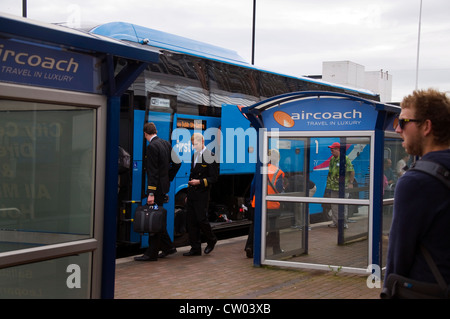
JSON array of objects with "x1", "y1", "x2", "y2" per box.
[
  {"x1": 171, "y1": 112, "x2": 221, "y2": 203},
  {"x1": 133, "y1": 110, "x2": 146, "y2": 162},
  {"x1": 147, "y1": 111, "x2": 172, "y2": 141},
  {"x1": 277, "y1": 139, "x2": 306, "y2": 174},
  {"x1": 220, "y1": 104, "x2": 256, "y2": 175}
]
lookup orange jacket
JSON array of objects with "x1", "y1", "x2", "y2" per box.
[{"x1": 252, "y1": 164, "x2": 285, "y2": 209}]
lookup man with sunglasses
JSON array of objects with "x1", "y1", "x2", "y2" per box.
[{"x1": 383, "y1": 88, "x2": 450, "y2": 297}]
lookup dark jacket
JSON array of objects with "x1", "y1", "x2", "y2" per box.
[
  {"x1": 187, "y1": 148, "x2": 219, "y2": 201},
  {"x1": 384, "y1": 149, "x2": 450, "y2": 286},
  {"x1": 145, "y1": 136, "x2": 181, "y2": 196}
]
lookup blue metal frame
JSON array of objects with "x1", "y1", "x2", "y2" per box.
[
  {"x1": 252, "y1": 158, "x2": 264, "y2": 266},
  {"x1": 102, "y1": 96, "x2": 121, "y2": 298},
  {"x1": 372, "y1": 111, "x2": 389, "y2": 268}
]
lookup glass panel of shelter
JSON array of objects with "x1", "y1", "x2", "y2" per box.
[
  {"x1": 264, "y1": 137, "x2": 308, "y2": 259},
  {"x1": 263, "y1": 135, "x2": 371, "y2": 269},
  {"x1": 0, "y1": 100, "x2": 95, "y2": 253},
  {"x1": 382, "y1": 135, "x2": 406, "y2": 270}
]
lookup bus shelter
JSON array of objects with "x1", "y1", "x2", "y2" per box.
[
  {"x1": 0, "y1": 13, "x2": 159, "y2": 298},
  {"x1": 241, "y1": 91, "x2": 401, "y2": 274}
]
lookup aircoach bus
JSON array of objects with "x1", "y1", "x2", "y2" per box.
[{"x1": 88, "y1": 22, "x2": 381, "y2": 254}]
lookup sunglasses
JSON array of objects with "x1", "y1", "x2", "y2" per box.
[{"x1": 393, "y1": 118, "x2": 422, "y2": 130}]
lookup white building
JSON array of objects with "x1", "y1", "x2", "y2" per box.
[{"x1": 321, "y1": 61, "x2": 393, "y2": 102}]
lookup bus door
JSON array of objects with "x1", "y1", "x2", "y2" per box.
[{"x1": 130, "y1": 95, "x2": 176, "y2": 246}]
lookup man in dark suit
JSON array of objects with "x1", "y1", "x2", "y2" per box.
[
  {"x1": 135, "y1": 122, "x2": 181, "y2": 261},
  {"x1": 183, "y1": 133, "x2": 219, "y2": 256}
]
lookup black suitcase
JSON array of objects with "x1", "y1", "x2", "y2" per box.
[{"x1": 133, "y1": 204, "x2": 167, "y2": 233}]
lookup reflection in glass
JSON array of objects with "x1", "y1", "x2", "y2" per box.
[
  {"x1": 0, "y1": 253, "x2": 92, "y2": 299},
  {"x1": 382, "y1": 204, "x2": 393, "y2": 269},
  {"x1": 264, "y1": 201, "x2": 369, "y2": 269},
  {"x1": 263, "y1": 135, "x2": 371, "y2": 269},
  {"x1": 265, "y1": 202, "x2": 306, "y2": 259},
  {"x1": 383, "y1": 137, "x2": 406, "y2": 199},
  {"x1": 382, "y1": 137, "x2": 403, "y2": 270},
  {"x1": 0, "y1": 100, "x2": 96, "y2": 252}
]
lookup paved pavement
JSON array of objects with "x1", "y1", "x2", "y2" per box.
[{"x1": 114, "y1": 235, "x2": 382, "y2": 300}]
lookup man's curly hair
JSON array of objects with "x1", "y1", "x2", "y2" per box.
[{"x1": 400, "y1": 88, "x2": 450, "y2": 146}]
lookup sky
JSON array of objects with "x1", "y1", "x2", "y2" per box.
[{"x1": 1, "y1": 0, "x2": 449, "y2": 102}]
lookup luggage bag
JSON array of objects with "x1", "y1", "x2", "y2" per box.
[{"x1": 133, "y1": 204, "x2": 167, "y2": 234}]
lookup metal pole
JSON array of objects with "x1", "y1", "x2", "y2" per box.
[
  {"x1": 22, "y1": 0, "x2": 27, "y2": 17},
  {"x1": 415, "y1": 0, "x2": 422, "y2": 90},
  {"x1": 252, "y1": 0, "x2": 256, "y2": 65}
]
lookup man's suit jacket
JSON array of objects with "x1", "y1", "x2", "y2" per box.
[
  {"x1": 188, "y1": 148, "x2": 219, "y2": 201},
  {"x1": 145, "y1": 136, "x2": 181, "y2": 196}
]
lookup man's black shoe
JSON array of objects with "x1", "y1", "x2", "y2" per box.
[
  {"x1": 183, "y1": 250, "x2": 201, "y2": 256},
  {"x1": 134, "y1": 255, "x2": 157, "y2": 261},
  {"x1": 158, "y1": 248, "x2": 177, "y2": 258},
  {"x1": 204, "y1": 239, "x2": 217, "y2": 254}
]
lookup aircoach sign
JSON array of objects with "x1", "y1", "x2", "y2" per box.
[
  {"x1": 261, "y1": 97, "x2": 379, "y2": 131},
  {"x1": 0, "y1": 39, "x2": 100, "y2": 93}
]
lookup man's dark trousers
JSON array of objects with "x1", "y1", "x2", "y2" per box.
[
  {"x1": 186, "y1": 195, "x2": 216, "y2": 253},
  {"x1": 145, "y1": 193, "x2": 174, "y2": 259}
]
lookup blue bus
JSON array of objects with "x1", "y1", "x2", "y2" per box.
[{"x1": 89, "y1": 22, "x2": 380, "y2": 254}]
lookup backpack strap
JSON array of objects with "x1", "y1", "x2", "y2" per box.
[
  {"x1": 410, "y1": 160, "x2": 450, "y2": 189},
  {"x1": 411, "y1": 161, "x2": 450, "y2": 297},
  {"x1": 420, "y1": 245, "x2": 449, "y2": 295}
]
